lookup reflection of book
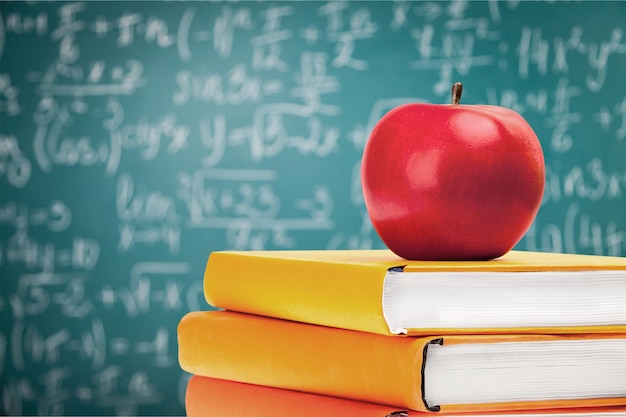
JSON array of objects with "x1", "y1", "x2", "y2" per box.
[
  {"x1": 178, "y1": 310, "x2": 626, "y2": 413},
  {"x1": 185, "y1": 376, "x2": 626, "y2": 417},
  {"x1": 203, "y1": 250, "x2": 626, "y2": 336}
]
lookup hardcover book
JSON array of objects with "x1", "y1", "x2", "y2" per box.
[
  {"x1": 203, "y1": 249, "x2": 626, "y2": 335},
  {"x1": 185, "y1": 375, "x2": 626, "y2": 417},
  {"x1": 178, "y1": 310, "x2": 626, "y2": 413}
]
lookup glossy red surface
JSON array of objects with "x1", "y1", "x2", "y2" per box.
[{"x1": 361, "y1": 102, "x2": 545, "y2": 261}]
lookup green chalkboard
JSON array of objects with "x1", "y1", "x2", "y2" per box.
[{"x1": 1, "y1": 1, "x2": 625, "y2": 415}]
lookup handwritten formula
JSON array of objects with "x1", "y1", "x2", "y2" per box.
[{"x1": 1, "y1": 1, "x2": 625, "y2": 415}]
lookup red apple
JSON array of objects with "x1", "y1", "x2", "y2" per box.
[{"x1": 361, "y1": 82, "x2": 545, "y2": 261}]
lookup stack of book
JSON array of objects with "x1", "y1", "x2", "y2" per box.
[{"x1": 178, "y1": 249, "x2": 626, "y2": 417}]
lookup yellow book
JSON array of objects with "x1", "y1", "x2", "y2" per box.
[
  {"x1": 204, "y1": 249, "x2": 626, "y2": 336},
  {"x1": 178, "y1": 310, "x2": 626, "y2": 413}
]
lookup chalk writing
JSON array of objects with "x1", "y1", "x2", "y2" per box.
[
  {"x1": 0, "y1": 134, "x2": 31, "y2": 188},
  {"x1": 172, "y1": 66, "x2": 268, "y2": 106},
  {"x1": 0, "y1": 200, "x2": 71, "y2": 232},
  {"x1": 542, "y1": 159, "x2": 626, "y2": 205},
  {"x1": 522, "y1": 203, "x2": 626, "y2": 257},
  {"x1": 517, "y1": 26, "x2": 626, "y2": 92},
  {"x1": 594, "y1": 93, "x2": 626, "y2": 141},
  {"x1": 32, "y1": 96, "x2": 123, "y2": 175},
  {"x1": 0, "y1": 73, "x2": 20, "y2": 116}
]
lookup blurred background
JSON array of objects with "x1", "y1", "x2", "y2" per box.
[{"x1": 1, "y1": 1, "x2": 625, "y2": 415}]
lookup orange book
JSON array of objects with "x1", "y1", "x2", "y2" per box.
[
  {"x1": 203, "y1": 249, "x2": 626, "y2": 336},
  {"x1": 185, "y1": 375, "x2": 416, "y2": 416},
  {"x1": 178, "y1": 310, "x2": 626, "y2": 413},
  {"x1": 185, "y1": 376, "x2": 626, "y2": 417}
]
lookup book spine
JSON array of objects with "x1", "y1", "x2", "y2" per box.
[{"x1": 203, "y1": 252, "x2": 393, "y2": 335}]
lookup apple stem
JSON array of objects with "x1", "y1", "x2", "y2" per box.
[{"x1": 451, "y1": 82, "x2": 463, "y2": 105}]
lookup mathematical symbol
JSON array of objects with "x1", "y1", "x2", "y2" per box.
[
  {"x1": 118, "y1": 224, "x2": 135, "y2": 251},
  {"x1": 111, "y1": 66, "x2": 124, "y2": 81},
  {"x1": 227, "y1": 127, "x2": 250, "y2": 146},
  {"x1": 80, "y1": 320, "x2": 106, "y2": 369},
  {"x1": 169, "y1": 126, "x2": 190, "y2": 154},
  {"x1": 164, "y1": 282, "x2": 182, "y2": 309},
  {"x1": 87, "y1": 61, "x2": 106, "y2": 84},
  {"x1": 91, "y1": 16, "x2": 112, "y2": 38},
  {"x1": 71, "y1": 98, "x2": 88, "y2": 114},
  {"x1": 413, "y1": 2, "x2": 442, "y2": 20},
  {"x1": 133, "y1": 277, "x2": 151, "y2": 314},
  {"x1": 220, "y1": 190, "x2": 234, "y2": 209},
  {"x1": 299, "y1": 26, "x2": 319, "y2": 44},
  {"x1": 134, "y1": 228, "x2": 160, "y2": 243},
  {"x1": 96, "y1": 366, "x2": 123, "y2": 396},
  {"x1": 607, "y1": 175, "x2": 623, "y2": 198},
  {"x1": 99, "y1": 286, "x2": 116, "y2": 307},
  {"x1": 129, "y1": 370, "x2": 157, "y2": 396},
  {"x1": 110, "y1": 338, "x2": 130, "y2": 355},
  {"x1": 346, "y1": 124, "x2": 368, "y2": 149},
  {"x1": 44, "y1": 329, "x2": 72, "y2": 364},
  {"x1": 152, "y1": 281, "x2": 182, "y2": 310},
  {"x1": 75, "y1": 386, "x2": 93, "y2": 401},
  {"x1": 594, "y1": 106, "x2": 612, "y2": 130},
  {"x1": 134, "y1": 327, "x2": 173, "y2": 367},
  {"x1": 391, "y1": 1, "x2": 411, "y2": 31},
  {"x1": 249, "y1": 232, "x2": 268, "y2": 250}
]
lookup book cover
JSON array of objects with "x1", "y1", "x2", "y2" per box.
[
  {"x1": 203, "y1": 249, "x2": 626, "y2": 335},
  {"x1": 185, "y1": 375, "x2": 415, "y2": 417},
  {"x1": 178, "y1": 310, "x2": 626, "y2": 413},
  {"x1": 185, "y1": 375, "x2": 626, "y2": 417}
]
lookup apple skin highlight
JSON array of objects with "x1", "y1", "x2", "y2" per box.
[{"x1": 361, "y1": 93, "x2": 545, "y2": 261}]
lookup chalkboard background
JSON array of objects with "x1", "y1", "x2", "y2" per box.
[{"x1": 1, "y1": 1, "x2": 625, "y2": 415}]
